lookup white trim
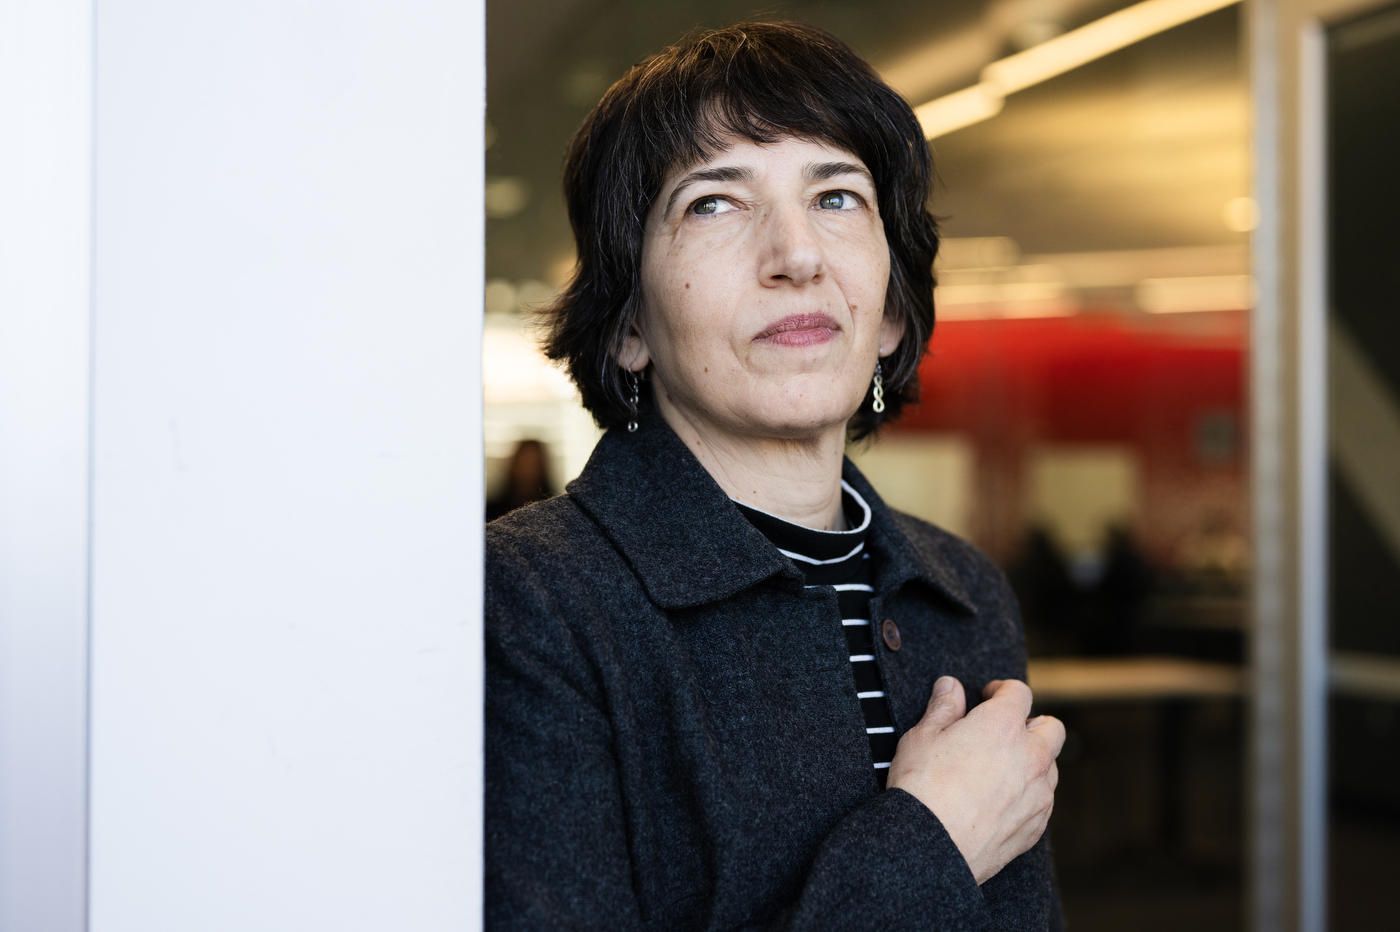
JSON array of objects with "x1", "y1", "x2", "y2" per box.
[
  {"x1": 856, "y1": 691, "x2": 885, "y2": 700},
  {"x1": 840, "y1": 480, "x2": 873, "y2": 533},
  {"x1": 865, "y1": 726, "x2": 895, "y2": 735},
  {"x1": 872, "y1": 762, "x2": 892, "y2": 770},
  {"x1": 849, "y1": 655, "x2": 876, "y2": 663},
  {"x1": 0, "y1": 1, "x2": 93, "y2": 927},
  {"x1": 778, "y1": 542, "x2": 865, "y2": 565},
  {"x1": 832, "y1": 584, "x2": 874, "y2": 593},
  {"x1": 841, "y1": 619, "x2": 870, "y2": 626}
]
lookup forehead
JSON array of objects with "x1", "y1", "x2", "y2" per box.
[{"x1": 662, "y1": 134, "x2": 869, "y2": 184}]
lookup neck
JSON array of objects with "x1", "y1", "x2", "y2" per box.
[{"x1": 653, "y1": 390, "x2": 848, "y2": 532}]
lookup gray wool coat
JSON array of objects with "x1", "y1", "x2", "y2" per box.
[{"x1": 485, "y1": 409, "x2": 1061, "y2": 932}]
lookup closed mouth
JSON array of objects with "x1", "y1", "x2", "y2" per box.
[{"x1": 754, "y1": 314, "x2": 841, "y2": 345}]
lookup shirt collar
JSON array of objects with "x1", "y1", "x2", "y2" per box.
[
  {"x1": 732, "y1": 481, "x2": 870, "y2": 564},
  {"x1": 566, "y1": 406, "x2": 977, "y2": 616}
]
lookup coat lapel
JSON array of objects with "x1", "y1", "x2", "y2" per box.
[
  {"x1": 568, "y1": 406, "x2": 979, "y2": 617},
  {"x1": 567, "y1": 408, "x2": 798, "y2": 610},
  {"x1": 842, "y1": 462, "x2": 979, "y2": 617}
]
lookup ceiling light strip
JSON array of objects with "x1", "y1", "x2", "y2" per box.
[
  {"x1": 912, "y1": 84, "x2": 1005, "y2": 139},
  {"x1": 913, "y1": 0, "x2": 1243, "y2": 139}
]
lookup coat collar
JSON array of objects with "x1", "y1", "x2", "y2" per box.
[{"x1": 566, "y1": 407, "x2": 977, "y2": 615}]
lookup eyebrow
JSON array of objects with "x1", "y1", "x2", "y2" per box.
[
  {"x1": 662, "y1": 166, "x2": 754, "y2": 219},
  {"x1": 805, "y1": 160, "x2": 874, "y2": 187}
]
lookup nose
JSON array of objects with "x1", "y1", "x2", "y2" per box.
[{"x1": 758, "y1": 201, "x2": 824, "y2": 288}]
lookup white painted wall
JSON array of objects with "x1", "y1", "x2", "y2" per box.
[
  {"x1": 86, "y1": 1, "x2": 481, "y2": 929},
  {"x1": 847, "y1": 434, "x2": 975, "y2": 539},
  {"x1": 0, "y1": 2, "x2": 94, "y2": 930}
]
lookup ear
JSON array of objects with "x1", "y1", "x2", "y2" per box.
[
  {"x1": 877, "y1": 311, "x2": 906, "y2": 358},
  {"x1": 617, "y1": 323, "x2": 651, "y2": 373}
]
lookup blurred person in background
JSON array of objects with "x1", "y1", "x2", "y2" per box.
[
  {"x1": 1009, "y1": 526, "x2": 1076, "y2": 656},
  {"x1": 486, "y1": 438, "x2": 555, "y2": 521},
  {"x1": 486, "y1": 21, "x2": 1065, "y2": 931},
  {"x1": 1010, "y1": 524, "x2": 1154, "y2": 657}
]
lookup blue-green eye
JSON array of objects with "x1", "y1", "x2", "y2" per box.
[
  {"x1": 819, "y1": 192, "x2": 848, "y2": 210},
  {"x1": 692, "y1": 197, "x2": 720, "y2": 215}
]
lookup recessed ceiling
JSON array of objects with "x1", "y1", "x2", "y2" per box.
[{"x1": 485, "y1": 0, "x2": 1247, "y2": 283}]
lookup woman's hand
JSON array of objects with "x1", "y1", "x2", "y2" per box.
[{"x1": 887, "y1": 676, "x2": 1064, "y2": 885}]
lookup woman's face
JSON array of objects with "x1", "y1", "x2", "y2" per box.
[{"x1": 624, "y1": 135, "x2": 902, "y2": 443}]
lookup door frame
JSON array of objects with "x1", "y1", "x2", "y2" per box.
[{"x1": 1248, "y1": 0, "x2": 1391, "y2": 928}]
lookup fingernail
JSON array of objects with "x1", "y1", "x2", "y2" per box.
[{"x1": 933, "y1": 676, "x2": 955, "y2": 698}]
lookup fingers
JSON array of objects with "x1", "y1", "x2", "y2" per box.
[
  {"x1": 915, "y1": 676, "x2": 966, "y2": 737},
  {"x1": 979, "y1": 678, "x2": 1034, "y2": 721},
  {"x1": 1026, "y1": 714, "x2": 1067, "y2": 762}
]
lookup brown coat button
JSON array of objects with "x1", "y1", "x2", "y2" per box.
[{"x1": 881, "y1": 619, "x2": 902, "y2": 652}]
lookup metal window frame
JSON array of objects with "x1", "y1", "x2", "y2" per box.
[{"x1": 1248, "y1": 0, "x2": 1392, "y2": 929}]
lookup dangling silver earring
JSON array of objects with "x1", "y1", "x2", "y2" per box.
[
  {"x1": 872, "y1": 361, "x2": 886, "y2": 414},
  {"x1": 626, "y1": 370, "x2": 640, "y2": 432}
]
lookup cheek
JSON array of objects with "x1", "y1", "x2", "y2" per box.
[
  {"x1": 838, "y1": 252, "x2": 891, "y2": 320},
  {"x1": 838, "y1": 223, "x2": 890, "y2": 296},
  {"x1": 654, "y1": 249, "x2": 745, "y2": 345},
  {"x1": 642, "y1": 266, "x2": 733, "y2": 372}
]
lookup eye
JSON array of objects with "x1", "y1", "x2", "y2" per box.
[
  {"x1": 690, "y1": 196, "x2": 736, "y2": 216},
  {"x1": 817, "y1": 191, "x2": 857, "y2": 210}
]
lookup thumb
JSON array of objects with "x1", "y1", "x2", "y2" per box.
[{"x1": 915, "y1": 676, "x2": 966, "y2": 737}]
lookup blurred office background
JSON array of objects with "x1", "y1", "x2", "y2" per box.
[{"x1": 484, "y1": 0, "x2": 1399, "y2": 928}]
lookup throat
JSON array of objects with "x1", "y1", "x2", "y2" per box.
[
  {"x1": 707, "y1": 442, "x2": 848, "y2": 532},
  {"x1": 651, "y1": 379, "x2": 850, "y2": 531}
]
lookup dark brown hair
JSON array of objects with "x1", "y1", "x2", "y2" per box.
[{"x1": 539, "y1": 20, "x2": 939, "y2": 439}]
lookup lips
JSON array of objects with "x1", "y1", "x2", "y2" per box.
[{"x1": 753, "y1": 313, "x2": 841, "y2": 347}]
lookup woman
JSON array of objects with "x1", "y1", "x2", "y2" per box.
[{"x1": 487, "y1": 21, "x2": 1065, "y2": 931}]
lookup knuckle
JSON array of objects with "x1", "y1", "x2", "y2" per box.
[
  {"x1": 1029, "y1": 742, "x2": 1054, "y2": 776},
  {"x1": 1005, "y1": 679, "x2": 1033, "y2": 707}
]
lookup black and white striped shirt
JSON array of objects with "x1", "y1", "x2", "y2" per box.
[{"x1": 734, "y1": 482, "x2": 897, "y2": 789}]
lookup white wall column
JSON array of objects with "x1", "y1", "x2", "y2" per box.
[
  {"x1": 87, "y1": 2, "x2": 484, "y2": 928},
  {"x1": 4, "y1": 1, "x2": 484, "y2": 929}
]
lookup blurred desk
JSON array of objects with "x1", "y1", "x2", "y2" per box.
[
  {"x1": 1026, "y1": 655, "x2": 1245, "y2": 859},
  {"x1": 1028, "y1": 656, "x2": 1245, "y2": 703}
]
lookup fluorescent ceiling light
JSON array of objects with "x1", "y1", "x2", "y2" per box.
[
  {"x1": 914, "y1": 83, "x2": 1005, "y2": 139},
  {"x1": 914, "y1": 0, "x2": 1242, "y2": 139},
  {"x1": 983, "y1": 0, "x2": 1240, "y2": 93}
]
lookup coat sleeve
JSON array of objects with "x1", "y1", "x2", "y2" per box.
[{"x1": 485, "y1": 534, "x2": 994, "y2": 932}]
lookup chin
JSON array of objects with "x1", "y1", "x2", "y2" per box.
[{"x1": 741, "y1": 392, "x2": 862, "y2": 440}]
